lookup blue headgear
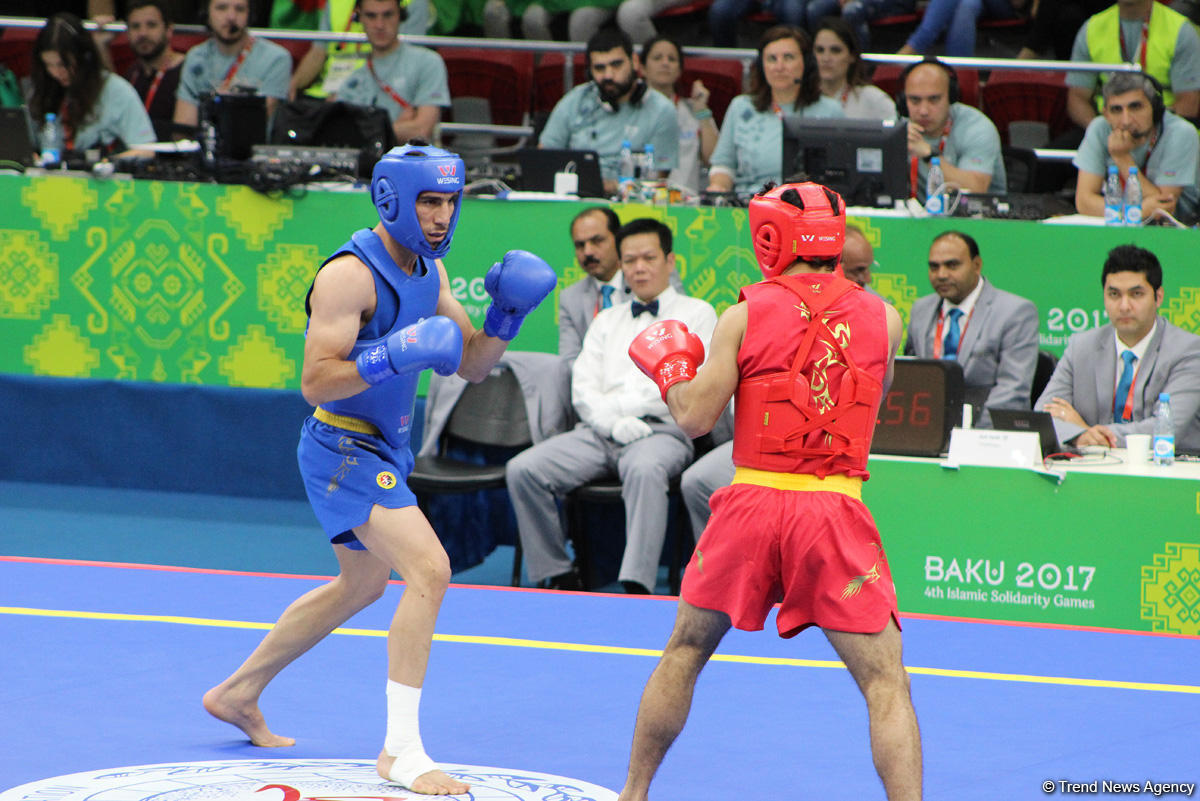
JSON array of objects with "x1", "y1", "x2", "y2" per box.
[{"x1": 371, "y1": 144, "x2": 465, "y2": 260}]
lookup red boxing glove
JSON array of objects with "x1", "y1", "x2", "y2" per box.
[{"x1": 629, "y1": 319, "x2": 705, "y2": 402}]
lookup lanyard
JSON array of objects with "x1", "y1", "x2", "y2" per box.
[
  {"x1": 218, "y1": 37, "x2": 254, "y2": 92},
  {"x1": 932, "y1": 304, "x2": 974, "y2": 360},
  {"x1": 1120, "y1": 19, "x2": 1150, "y2": 70},
  {"x1": 142, "y1": 68, "x2": 166, "y2": 112},
  {"x1": 57, "y1": 98, "x2": 74, "y2": 149},
  {"x1": 910, "y1": 119, "x2": 952, "y2": 198},
  {"x1": 368, "y1": 56, "x2": 412, "y2": 111},
  {"x1": 1114, "y1": 355, "x2": 1139, "y2": 421}
]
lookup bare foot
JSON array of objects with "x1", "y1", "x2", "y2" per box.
[
  {"x1": 376, "y1": 752, "x2": 469, "y2": 796},
  {"x1": 202, "y1": 684, "x2": 295, "y2": 747}
]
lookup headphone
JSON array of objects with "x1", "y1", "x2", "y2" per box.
[
  {"x1": 598, "y1": 78, "x2": 647, "y2": 113},
  {"x1": 1139, "y1": 73, "x2": 1166, "y2": 127},
  {"x1": 895, "y1": 57, "x2": 960, "y2": 118},
  {"x1": 350, "y1": 0, "x2": 410, "y2": 25}
]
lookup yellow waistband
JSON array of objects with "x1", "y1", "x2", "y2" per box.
[
  {"x1": 313, "y1": 406, "x2": 381, "y2": 436},
  {"x1": 732, "y1": 466, "x2": 862, "y2": 499}
]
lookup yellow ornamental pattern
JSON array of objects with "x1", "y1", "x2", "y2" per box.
[
  {"x1": 219, "y1": 324, "x2": 297, "y2": 388},
  {"x1": 25, "y1": 314, "x2": 101, "y2": 377},
  {"x1": 260, "y1": 244, "x2": 319, "y2": 334},
  {"x1": 0, "y1": 230, "x2": 58, "y2": 319},
  {"x1": 21, "y1": 176, "x2": 97, "y2": 241},
  {"x1": 216, "y1": 186, "x2": 294, "y2": 250},
  {"x1": 1164, "y1": 287, "x2": 1200, "y2": 331},
  {"x1": 1140, "y1": 542, "x2": 1200, "y2": 636}
]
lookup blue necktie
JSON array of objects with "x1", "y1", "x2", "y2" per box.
[
  {"x1": 600, "y1": 284, "x2": 614, "y2": 310},
  {"x1": 631, "y1": 299, "x2": 659, "y2": 318},
  {"x1": 1113, "y1": 350, "x2": 1137, "y2": 422},
  {"x1": 943, "y1": 308, "x2": 964, "y2": 360}
]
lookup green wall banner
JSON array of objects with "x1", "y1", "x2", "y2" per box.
[
  {"x1": 3, "y1": 174, "x2": 1200, "y2": 388},
  {"x1": 865, "y1": 459, "x2": 1200, "y2": 636}
]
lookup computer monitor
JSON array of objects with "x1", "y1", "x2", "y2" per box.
[{"x1": 781, "y1": 117, "x2": 909, "y2": 208}]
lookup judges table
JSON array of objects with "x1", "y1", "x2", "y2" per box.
[
  {"x1": 3, "y1": 173, "x2": 1199, "y2": 637},
  {"x1": 865, "y1": 454, "x2": 1200, "y2": 637}
]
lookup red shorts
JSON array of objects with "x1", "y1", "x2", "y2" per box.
[{"x1": 681, "y1": 481, "x2": 899, "y2": 638}]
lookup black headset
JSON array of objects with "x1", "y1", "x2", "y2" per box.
[
  {"x1": 895, "y1": 57, "x2": 960, "y2": 118},
  {"x1": 599, "y1": 78, "x2": 648, "y2": 113},
  {"x1": 1140, "y1": 73, "x2": 1167, "y2": 127}
]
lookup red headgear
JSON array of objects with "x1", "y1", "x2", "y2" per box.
[{"x1": 748, "y1": 182, "x2": 846, "y2": 279}]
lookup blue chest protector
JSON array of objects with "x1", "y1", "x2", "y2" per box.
[{"x1": 312, "y1": 228, "x2": 440, "y2": 450}]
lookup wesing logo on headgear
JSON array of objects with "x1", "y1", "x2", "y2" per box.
[{"x1": 436, "y1": 163, "x2": 460, "y2": 186}]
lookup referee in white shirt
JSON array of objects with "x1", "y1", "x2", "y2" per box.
[{"x1": 506, "y1": 218, "x2": 718, "y2": 594}]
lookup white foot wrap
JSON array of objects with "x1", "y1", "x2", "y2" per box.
[{"x1": 384, "y1": 681, "x2": 438, "y2": 789}]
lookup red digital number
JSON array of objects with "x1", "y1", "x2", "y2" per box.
[
  {"x1": 881, "y1": 391, "x2": 904, "y2": 425},
  {"x1": 911, "y1": 391, "x2": 931, "y2": 426}
]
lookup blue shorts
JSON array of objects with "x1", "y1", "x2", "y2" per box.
[{"x1": 296, "y1": 416, "x2": 418, "y2": 549}]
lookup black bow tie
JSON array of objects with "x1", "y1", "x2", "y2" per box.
[{"x1": 631, "y1": 300, "x2": 659, "y2": 318}]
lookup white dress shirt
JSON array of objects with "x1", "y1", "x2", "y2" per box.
[{"x1": 572, "y1": 285, "x2": 718, "y2": 439}]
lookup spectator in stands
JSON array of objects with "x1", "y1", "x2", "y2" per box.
[
  {"x1": 813, "y1": 18, "x2": 896, "y2": 120},
  {"x1": 706, "y1": 25, "x2": 842, "y2": 197},
  {"x1": 560, "y1": 205, "x2": 627, "y2": 363},
  {"x1": 901, "y1": 58, "x2": 1006, "y2": 200},
  {"x1": 290, "y1": 0, "x2": 429, "y2": 99},
  {"x1": 614, "y1": 0, "x2": 695, "y2": 44},
  {"x1": 539, "y1": 26, "x2": 679, "y2": 195},
  {"x1": 806, "y1": 0, "x2": 915, "y2": 51},
  {"x1": 678, "y1": 222, "x2": 878, "y2": 540},
  {"x1": 641, "y1": 35, "x2": 719, "y2": 193},
  {"x1": 506, "y1": 218, "x2": 718, "y2": 595},
  {"x1": 906, "y1": 230, "x2": 1038, "y2": 428},
  {"x1": 481, "y1": 0, "x2": 622, "y2": 41},
  {"x1": 1016, "y1": 0, "x2": 1107, "y2": 60},
  {"x1": 1037, "y1": 244, "x2": 1200, "y2": 451},
  {"x1": 897, "y1": 0, "x2": 1020, "y2": 58},
  {"x1": 117, "y1": 0, "x2": 185, "y2": 141},
  {"x1": 709, "y1": 0, "x2": 805, "y2": 48},
  {"x1": 30, "y1": 13, "x2": 156, "y2": 154},
  {"x1": 1073, "y1": 72, "x2": 1200, "y2": 224},
  {"x1": 1065, "y1": 0, "x2": 1200, "y2": 132},
  {"x1": 332, "y1": 0, "x2": 449, "y2": 143},
  {"x1": 173, "y1": 0, "x2": 292, "y2": 129}
]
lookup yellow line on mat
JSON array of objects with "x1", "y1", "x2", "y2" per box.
[{"x1": 3, "y1": 606, "x2": 1196, "y2": 696}]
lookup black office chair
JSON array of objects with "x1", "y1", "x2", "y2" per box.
[
  {"x1": 1002, "y1": 146, "x2": 1040, "y2": 194},
  {"x1": 1031, "y1": 350, "x2": 1058, "y2": 407},
  {"x1": 408, "y1": 364, "x2": 531, "y2": 585}
]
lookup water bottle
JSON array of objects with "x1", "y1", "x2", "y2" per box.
[
  {"x1": 201, "y1": 117, "x2": 218, "y2": 171},
  {"x1": 1152, "y1": 392, "x2": 1175, "y2": 466},
  {"x1": 925, "y1": 156, "x2": 946, "y2": 216},
  {"x1": 642, "y1": 143, "x2": 656, "y2": 203},
  {"x1": 1124, "y1": 165, "x2": 1142, "y2": 226},
  {"x1": 618, "y1": 139, "x2": 635, "y2": 200},
  {"x1": 1103, "y1": 165, "x2": 1123, "y2": 225},
  {"x1": 39, "y1": 112, "x2": 63, "y2": 169}
]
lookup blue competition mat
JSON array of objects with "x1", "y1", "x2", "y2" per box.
[{"x1": 1, "y1": 557, "x2": 1197, "y2": 800}]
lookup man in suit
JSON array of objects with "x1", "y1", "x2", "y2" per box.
[
  {"x1": 559, "y1": 205, "x2": 626, "y2": 364},
  {"x1": 507, "y1": 218, "x2": 718, "y2": 595},
  {"x1": 1036, "y1": 244, "x2": 1200, "y2": 450},
  {"x1": 905, "y1": 230, "x2": 1039, "y2": 428}
]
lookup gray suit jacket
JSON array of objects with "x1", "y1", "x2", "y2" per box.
[
  {"x1": 1034, "y1": 317, "x2": 1200, "y2": 451},
  {"x1": 558, "y1": 273, "x2": 628, "y2": 364},
  {"x1": 904, "y1": 279, "x2": 1039, "y2": 427}
]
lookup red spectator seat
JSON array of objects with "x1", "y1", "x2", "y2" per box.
[
  {"x1": 173, "y1": 32, "x2": 208, "y2": 54},
  {"x1": 873, "y1": 62, "x2": 980, "y2": 108},
  {"x1": 533, "y1": 52, "x2": 588, "y2": 114},
  {"x1": 680, "y1": 56, "x2": 744, "y2": 126},
  {"x1": 268, "y1": 37, "x2": 315, "y2": 71},
  {"x1": 870, "y1": 11, "x2": 922, "y2": 28},
  {"x1": 0, "y1": 26, "x2": 37, "y2": 79},
  {"x1": 653, "y1": 0, "x2": 713, "y2": 19},
  {"x1": 440, "y1": 47, "x2": 535, "y2": 128},
  {"x1": 107, "y1": 35, "x2": 137, "y2": 77},
  {"x1": 982, "y1": 69, "x2": 1070, "y2": 145}
]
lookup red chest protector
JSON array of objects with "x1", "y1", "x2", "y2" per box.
[{"x1": 733, "y1": 274, "x2": 888, "y2": 479}]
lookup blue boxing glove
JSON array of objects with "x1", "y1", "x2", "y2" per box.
[
  {"x1": 356, "y1": 315, "x2": 463, "y2": 386},
  {"x1": 482, "y1": 250, "x2": 557, "y2": 341}
]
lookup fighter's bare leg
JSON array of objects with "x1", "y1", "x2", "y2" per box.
[
  {"x1": 824, "y1": 619, "x2": 922, "y2": 801},
  {"x1": 618, "y1": 600, "x2": 731, "y2": 801},
  {"x1": 353, "y1": 505, "x2": 469, "y2": 796},
  {"x1": 203, "y1": 544, "x2": 392, "y2": 746}
]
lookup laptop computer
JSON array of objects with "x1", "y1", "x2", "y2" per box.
[
  {"x1": 988, "y1": 408, "x2": 1084, "y2": 457},
  {"x1": 516, "y1": 148, "x2": 606, "y2": 198},
  {"x1": 0, "y1": 106, "x2": 38, "y2": 168}
]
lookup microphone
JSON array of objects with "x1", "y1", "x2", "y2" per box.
[{"x1": 794, "y1": 77, "x2": 803, "y2": 84}]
